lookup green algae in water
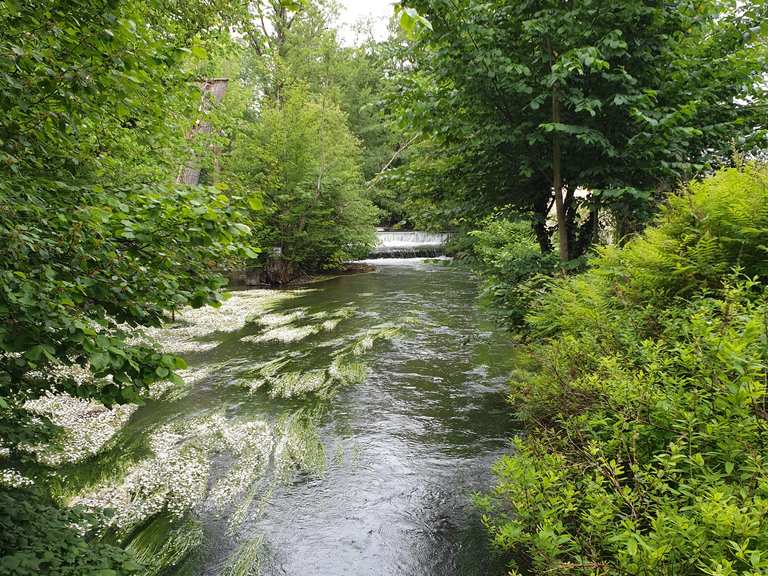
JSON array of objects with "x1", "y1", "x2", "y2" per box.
[
  {"x1": 221, "y1": 536, "x2": 265, "y2": 576},
  {"x1": 123, "y1": 514, "x2": 205, "y2": 576},
  {"x1": 243, "y1": 305, "x2": 357, "y2": 345},
  {"x1": 328, "y1": 356, "x2": 368, "y2": 387},
  {"x1": 25, "y1": 289, "x2": 384, "y2": 576},
  {"x1": 26, "y1": 262, "x2": 519, "y2": 576},
  {"x1": 22, "y1": 393, "x2": 138, "y2": 467},
  {"x1": 71, "y1": 415, "x2": 221, "y2": 534},
  {"x1": 270, "y1": 369, "x2": 327, "y2": 398},
  {"x1": 51, "y1": 423, "x2": 154, "y2": 502},
  {"x1": 347, "y1": 324, "x2": 402, "y2": 356},
  {"x1": 244, "y1": 355, "x2": 367, "y2": 400},
  {"x1": 141, "y1": 289, "x2": 304, "y2": 355},
  {"x1": 320, "y1": 317, "x2": 342, "y2": 332},
  {"x1": 242, "y1": 356, "x2": 292, "y2": 394},
  {"x1": 249, "y1": 308, "x2": 307, "y2": 328},
  {"x1": 245, "y1": 323, "x2": 320, "y2": 344},
  {"x1": 275, "y1": 409, "x2": 326, "y2": 481},
  {"x1": 227, "y1": 481, "x2": 275, "y2": 536}
]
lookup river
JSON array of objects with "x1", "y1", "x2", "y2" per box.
[{"x1": 62, "y1": 258, "x2": 516, "y2": 575}]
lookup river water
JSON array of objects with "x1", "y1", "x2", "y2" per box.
[{"x1": 67, "y1": 259, "x2": 515, "y2": 575}]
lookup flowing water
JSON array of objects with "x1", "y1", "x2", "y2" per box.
[
  {"x1": 372, "y1": 232, "x2": 451, "y2": 257},
  {"x1": 62, "y1": 259, "x2": 516, "y2": 576}
]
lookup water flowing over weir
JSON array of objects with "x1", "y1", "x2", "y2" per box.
[
  {"x1": 58, "y1": 260, "x2": 515, "y2": 576},
  {"x1": 372, "y1": 231, "x2": 451, "y2": 258}
]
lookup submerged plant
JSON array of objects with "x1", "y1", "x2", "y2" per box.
[
  {"x1": 328, "y1": 356, "x2": 368, "y2": 387},
  {"x1": 245, "y1": 324, "x2": 320, "y2": 344},
  {"x1": 72, "y1": 416, "x2": 217, "y2": 532},
  {"x1": 270, "y1": 369, "x2": 328, "y2": 398},
  {"x1": 275, "y1": 409, "x2": 327, "y2": 481},
  {"x1": 141, "y1": 290, "x2": 303, "y2": 355},
  {"x1": 22, "y1": 393, "x2": 137, "y2": 466},
  {"x1": 221, "y1": 536, "x2": 265, "y2": 576},
  {"x1": 123, "y1": 515, "x2": 205, "y2": 576},
  {"x1": 347, "y1": 324, "x2": 402, "y2": 355},
  {"x1": 206, "y1": 420, "x2": 273, "y2": 519}
]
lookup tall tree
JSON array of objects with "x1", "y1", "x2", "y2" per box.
[
  {"x1": 0, "y1": 0, "x2": 257, "y2": 452},
  {"x1": 395, "y1": 0, "x2": 767, "y2": 259},
  {"x1": 225, "y1": 86, "x2": 377, "y2": 282},
  {"x1": 218, "y1": 0, "x2": 379, "y2": 279}
]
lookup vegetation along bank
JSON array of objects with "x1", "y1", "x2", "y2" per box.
[{"x1": 1, "y1": 0, "x2": 767, "y2": 575}]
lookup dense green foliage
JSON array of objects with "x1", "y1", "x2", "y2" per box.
[
  {"x1": 227, "y1": 87, "x2": 376, "y2": 280},
  {"x1": 469, "y1": 218, "x2": 559, "y2": 327},
  {"x1": 480, "y1": 166, "x2": 768, "y2": 575},
  {"x1": 0, "y1": 1, "x2": 258, "y2": 572},
  {"x1": 392, "y1": 0, "x2": 767, "y2": 256},
  {"x1": 0, "y1": 489, "x2": 139, "y2": 576},
  {"x1": 2, "y1": 0, "x2": 768, "y2": 574},
  {"x1": 220, "y1": 1, "x2": 381, "y2": 279},
  {"x1": 0, "y1": 0, "x2": 258, "y2": 451}
]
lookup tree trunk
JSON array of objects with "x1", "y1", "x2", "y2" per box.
[
  {"x1": 573, "y1": 205, "x2": 598, "y2": 258},
  {"x1": 552, "y1": 88, "x2": 569, "y2": 262},
  {"x1": 532, "y1": 190, "x2": 553, "y2": 253}
]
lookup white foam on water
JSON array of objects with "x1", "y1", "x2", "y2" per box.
[{"x1": 355, "y1": 256, "x2": 453, "y2": 266}]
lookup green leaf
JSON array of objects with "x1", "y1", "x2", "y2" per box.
[
  {"x1": 155, "y1": 366, "x2": 170, "y2": 378},
  {"x1": 627, "y1": 538, "x2": 638, "y2": 556},
  {"x1": 90, "y1": 352, "x2": 110, "y2": 372},
  {"x1": 247, "y1": 195, "x2": 263, "y2": 211}
]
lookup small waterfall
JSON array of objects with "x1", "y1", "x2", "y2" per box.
[{"x1": 371, "y1": 231, "x2": 450, "y2": 258}]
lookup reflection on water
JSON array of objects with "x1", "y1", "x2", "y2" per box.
[{"x1": 65, "y1": 259, "x2": 516, "y2": 576}]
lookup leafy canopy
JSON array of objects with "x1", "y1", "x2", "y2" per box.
[
  {"x1": 0, "y1": 0, "x2": 257, "y2": 453},
  {"x1": 392, "y1": 0, "x2": 767, "y2": 255}
]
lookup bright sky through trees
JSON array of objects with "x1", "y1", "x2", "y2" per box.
[{"x1": 338, "y1": 0, "x2": 393, "y2": 44}]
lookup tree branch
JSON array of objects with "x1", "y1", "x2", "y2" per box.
[{"x1": 366, "y1": 134, "x2": 421, "y2": 190}]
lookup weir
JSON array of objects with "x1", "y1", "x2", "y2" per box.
[{"x1": 372, "y1": 231, "x2": 450, "y2": 258}]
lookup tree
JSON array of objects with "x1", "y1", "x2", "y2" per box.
[
  {"x1": 0, "y1": 0, "x2": 257, "y2": 464},
  {"x1": 212, "y1": 0, "x2": 378, "y2": 279},
  {"x1": 394, "y1": 0, "x2": 767, "y2": 259},
  {"x1": 225, "y1": 86, "x2": 377, "y2": 282}
]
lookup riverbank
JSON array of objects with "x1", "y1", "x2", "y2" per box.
[{"x1": 226, "y1": 262, "x2": 377, "y2": 288}]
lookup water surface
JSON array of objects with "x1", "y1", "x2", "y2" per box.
[{"x1": 75, "y1": 259, "x2": 516, "y2": 575}]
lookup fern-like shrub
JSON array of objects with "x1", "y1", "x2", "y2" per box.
[{"x1": 480, "y1": 166, "x2": 768, "y2": 575}]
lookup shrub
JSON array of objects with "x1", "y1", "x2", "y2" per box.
[
  {"x1": 481, "y1": 166, "x2": 768, "y2": 575},
  {"x1": 469, "y1": 218, "x2": 560, "y2": 327},
  {"x1": 0, "y1": 488, "x2": 141, "y2": 576}
]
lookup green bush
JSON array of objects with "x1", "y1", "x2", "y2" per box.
[
  {"x1": 481, "y1": 166, "x2": 768, "y2": 575},
  {"x1": 469, "y1": 218, "x2": 560, "y2": 327},
  {"x1": 225, "y1": 86, "x2": 377, "y2": 278},
  {"x1": 0, "y1": 488, "x2": 141, "y2": 576}
]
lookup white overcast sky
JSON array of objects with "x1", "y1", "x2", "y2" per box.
[{"x1": 337, "y1": 0, "x2": 395, "y2": 44}]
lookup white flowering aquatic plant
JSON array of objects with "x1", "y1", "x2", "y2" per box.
[
  {"x1": 7, "y1": 288, "x2": 412, "y2": 575},
  {"x1": 0, "y1": 468, "x2": 34, "y2": 488},
  {"x1": 23, "y1": 393, "x2": 137, "y2": 466},
  {"x1": 140, "y1": 290, "x2": 304, "y2": 355}
]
